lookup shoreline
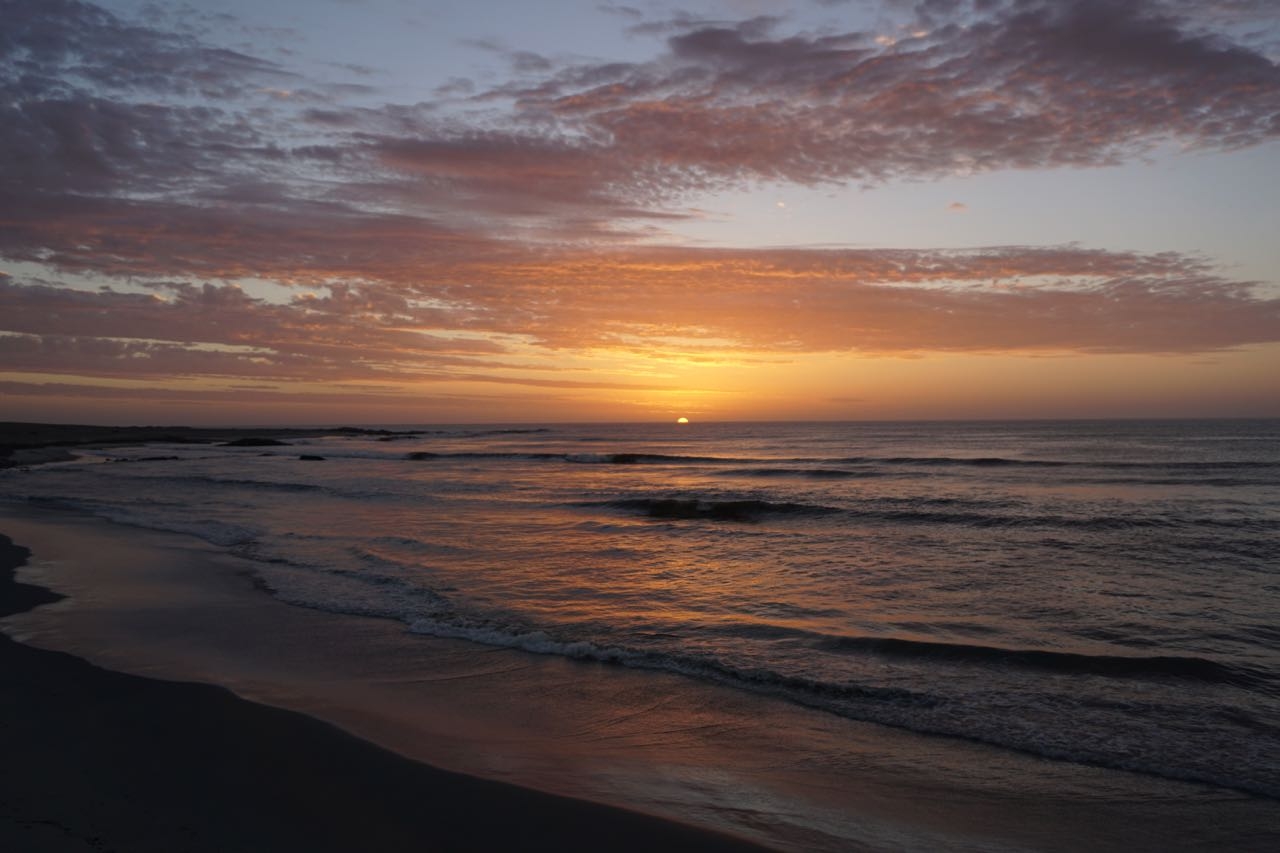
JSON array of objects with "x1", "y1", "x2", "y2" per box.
[
  {"x1": 5, "y1": 503, "x2": 1280, "y2": 851},
  {"x1": 0, "y1": 527, "x2": 767, "y2": 852}
]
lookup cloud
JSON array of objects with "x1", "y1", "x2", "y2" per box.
[
  {"x1": 1, "y1": 0, "x2": 291, "y2": 99},
  {"x1": 431, "y1": 245, "x2": 1280, "y2": 354},
  {"x1": 2, "y1": 0, "x2": 1279, "y2": 411},
  {"x1": 437, "y1": 0, "x2": 1280, "y2": 225},
  {"x1": 8, "y1": 0, "x2": 1278, "y2": 242},
  {"x1": 3, "y1": 243, "x2": 1278, "y2": 388},
  {"x1": 502, "y1": 1, "x2": 1280, "y2": 193},
  {"x1": 5, "y1": 0, "x2": 1278, "y2": 238}
]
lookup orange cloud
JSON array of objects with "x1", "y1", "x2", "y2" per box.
[{"x1": 3, "y1": 0, "x2": 1279, "y2": 421}]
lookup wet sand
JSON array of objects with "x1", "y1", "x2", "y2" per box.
[{"x1": 0, "y1": 528, "x2": 764, "y2": 852}]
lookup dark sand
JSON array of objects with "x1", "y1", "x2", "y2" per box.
[{"x1": 0, "y1": 533, "x2": 765, "y2": 852}]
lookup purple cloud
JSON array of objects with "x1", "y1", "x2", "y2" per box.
[{"x1": 2, "y1": 0, "x2": 1278, "y2": 411}]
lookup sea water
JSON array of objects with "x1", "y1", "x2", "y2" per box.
[{"x1": 5, "y1": 419, "x2": 1278, "y2": 799}]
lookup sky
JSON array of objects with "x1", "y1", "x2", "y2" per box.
[{"x1": 2, "y1": 0, "x2": 1279, "y2": 425}]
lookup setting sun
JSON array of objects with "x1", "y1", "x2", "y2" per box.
[
  {"x1": 676, "y1": 417, "x2": 690, "y2": 424},
  {"x1": 1, "y1": 0, "x2": 1276, "y2": 425}
]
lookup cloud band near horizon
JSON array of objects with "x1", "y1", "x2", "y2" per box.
[{"x1": 2, "y1": 0, "x2": 1279, "y2": 417}]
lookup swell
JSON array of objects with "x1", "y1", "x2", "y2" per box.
[
  {"x1": 592, "y1": 496, "x2": 1261, "y2": 531},
  {"x1": 718, "y1": 467, "x2": 887, "y2": 479},
  {"x1": 840, "y1": 457, "x2": 1278, "y2": 471},
  {"x1": 1063, "y1": 476, "x2": 1277, "y2": 488},
  {"x1": 592, "y1": 497, "x2": 842, "y2": 522},
  {"x1": 402, "y1": 449, "x2": 1279, "y2": 476},
  {"x1": 174, "y1": 475, "x2": 328, "y2": 494},
  {"x1": 402, "y1": 617, "x2": 933, "y2": 708},
  {"x1": 869, "y1": 456, "x2": 1070, "y2": 468},
  {"x1": 818, "y1": 635, "x2": 1268, "y2": 688},
  {"x1": 394, "y1": 615, "x2": 1280, "y2": 800},
  {"x1": 18, "y1": 495, "x2": 264, "y2": 548},
  {"x1": 405, "y1": 451, "x2": 1074, "y2": 467},
  {"x1": 70, "y1": 471, "x2": 408, "y2": 504},
  {"x1": 852, "y1": 509, "x2": 1270, "y2": 531},
  {"x1": 1092, "y1": 460, "x2": 1280, "y2": 471},
  {"x1": 406, "y1": 451, "x2": 745, "y2": 464}
]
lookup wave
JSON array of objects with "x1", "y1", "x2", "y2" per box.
[
  {"x1": 588, "y1": 496, "x2": 1244, "y2": 531},
  {"x1": 400, "y1": 449, "x2": 1279, "y2": 477},
  {"x1": 838, "y1": 505, "x2": 1263, "y2": 531},
  {"x1": 843, "y1": 508, "x2": 1165, "y2": 530},
  {"x1": 1094, "y1": 460, "x2": 1280, "y2": 471},
  {"x1": 818, "y1": 636, "x2": 1268, "y2": 688},
  {"x1": 718, "y1": 467, "x2": 887, "y2": 479},
  {"x1": 405, "y1": 450, "x2": 565, "y2": 461},
  {"x1": 400, "y1": 449, "x2": 1064, "y2": 468},
  {"x1": 596, "y1": 497, "x2": 842, "y2": 522},
  {"x1": 53, "y1": 469, "x2": 329, "y2": 495},
  {"x1": 184, "y1": 476, "x2": 328, "y2": 494},
  {"x1": 382, "y1": 427, "x2": 551, "y2": 439},
  {"x1": 847, "y1": 455, "x2": 1275, "y2": 472},
  {"x1": 567, "y1": 452, "x2": 743, "y2": 464},
  {"x1": 467, "y1": 427, "x2": 553, "y2": 436},
  {"x1": 404, "y1": 617, "x2": 933, "y2": 708},
  {"x1": 111, "y1": 471, "x2": 408, "y2": 502},
  {"x1": 1063, "y1": 476, "x2": 1277, "y2": 488},
  {"x1": 868, "y1": 456, "x2": 1071, "y2": 468},
  {"x1": 405, "y1": 450, "x2": 1072, "y2": 468},
  {"x1": 405, "y1": 450, "x2": 742, "y2": 464},
  {"x1": 395, "y1": 614, "x2": 1279, "y2": 799},
  {"x1": 21, "y1": 496, "x2": 264, "y2": 548}
]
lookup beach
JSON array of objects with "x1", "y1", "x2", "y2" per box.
[
  {"x1": 10, "y1": 0, "x2": 1280, "y2": 840},
  {"x1": 0, "y1": 521, "x2": 765, "y2": 853},
  {"x1": 7, "y1": 0, "x2": 1279, "y2": 846},
  {"x1": 3, "y1": 420, "x2": 1279, "y2": 851}
]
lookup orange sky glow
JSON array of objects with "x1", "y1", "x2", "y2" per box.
[{"x1": 2, "y1": 0, "x2": 1279, "y2": 424}]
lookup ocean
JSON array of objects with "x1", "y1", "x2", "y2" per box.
[{"x1": 5, "y1": 419, "x2": 1279, "y2": 805}]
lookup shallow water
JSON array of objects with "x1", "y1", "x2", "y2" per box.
[{"x1": 6, "y1": 419, "x2": 1279, "y2": 799}]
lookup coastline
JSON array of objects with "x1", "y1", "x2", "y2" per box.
[
  {"x1": 4, "y1": 502, "x2": 1280, "y2": 851},
  {"x1": 0, "y1": 523, "x2": 768, "y2": 852}
]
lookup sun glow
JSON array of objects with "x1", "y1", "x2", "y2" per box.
[{"x1": 676, "y1": 417, "x2": 689, "y2": 424}]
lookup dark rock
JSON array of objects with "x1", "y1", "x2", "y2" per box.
[{"x1": 299, "y1": 455, "x2": 326, "y2": 461}]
